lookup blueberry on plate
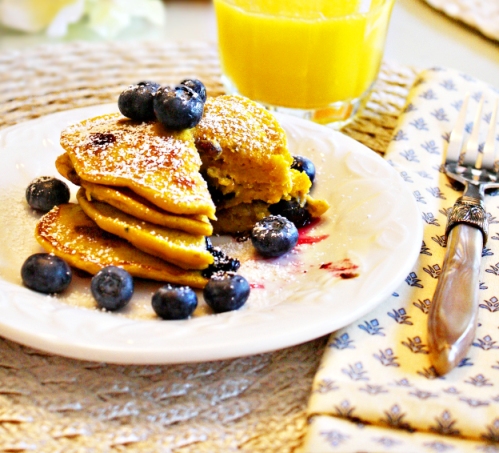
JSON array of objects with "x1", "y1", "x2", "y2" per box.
[
  {"x1": 203, "y1": 272, "x2": 250, "y2": 313},
  {"x1": 269, "y1": 198, "x2": 312, "y2": 228},
  {"x1": 291, "y1": 155, "x2": 316, "y2": 184},
  {"x1": 91, "y1": 266, "x2": 134, "y2": 311},
  {"x1": 152, "y1": 284, "x2": 198, "y2": 320},
  {"x1": 180, "y1": 78, "x2": 207, "y2": 102},
  {"x1": 153, "y1": 85, "x2": 204, "y2": 130},
  {"x1": 118, "y1": 80, "x2": 160, "y2": 121},
  {"x1": 251, "y1": 215, "x2": 299, "y2": 258},
  {"x1": 26, "y1": 176, "x2": 70, "y2": 212},
  {"x1": 21, "y1": 253, "x2": 72, "y2": 294},
  {"x1": 202, "y1": 237, "x2": 240, "y2": 278}
]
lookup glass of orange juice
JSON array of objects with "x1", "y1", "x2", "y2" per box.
[{"x1": 213, "y1": 0, "x2": 395, "y2": 128}]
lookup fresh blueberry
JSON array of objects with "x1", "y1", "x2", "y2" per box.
[
  {"x1": 118, "y1": 80, "x2": 160, "y2": 121},
  {"x1": 202, "y1": 237, "x2": 240, "y2": 278},
  {"x1": 153, "y1": 85, "x2": 204, "y2": 130},
  {"x1": 203, "y1": 272, "x2": 250, "y2": 313},
  {"x1": 268, "y1": 198, "x2": 312, "y2": 228},
  {"x1": 91, "y1": 266, "x2": 134, "y2": 311},
  {"x1": 152, "y1": 284, "x2": 198, "y2": 320},
  {"x1": 21, "y1": 253, "x2": 72, "y2": 294},
  {"x1": 26, "y1": 176, "x2": 70, "y2": 212},
  {"x1": 291, "y1": 156, "x2": 316, "y2": 184},
  {"x1": 251, "y1": 215, "x2": 299, "y2": 258},
  {"x1": 180, "y1": 78, "x2": 207, "y2": 102}
]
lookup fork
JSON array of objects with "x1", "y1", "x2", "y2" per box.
[{"x1": 428, "y1": 93, "x2": 499, "y2": 376}]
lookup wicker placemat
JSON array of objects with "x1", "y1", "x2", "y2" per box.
[{"x1": 0, "y1": 41, "x2": 417, "y2": 452}]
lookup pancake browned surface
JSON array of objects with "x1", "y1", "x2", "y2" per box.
[
  {"x1": 81, "y1": 181, "x2": 213, "y2": 236},
  {"x1": 56, "y1": 152, "x2": 213, "y2": 236},
  {"x1": 60, "y1": 113, "x2": 216, "y2": 219},
  {"x1": 35, "y1": 203, "x2": 208, "y2": 288},
  {"x1": 77, "y1": 189, "x2": 213, "y2": 270}
]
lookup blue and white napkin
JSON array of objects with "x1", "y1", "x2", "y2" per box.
[{"x1": 302, "y1": 67, "x2": 499, "y2": 452}]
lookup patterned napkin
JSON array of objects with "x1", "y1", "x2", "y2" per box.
[{"x1": 301, "y1": 67, "x2": 499, "y2": 452}]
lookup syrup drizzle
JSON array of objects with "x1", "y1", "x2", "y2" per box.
[
  {"x1": 320, "y1": 259, "x2": 359, "y2": 279},
  {"x1": 297, "y1": 218, "x2": 329, "y2": 246},
  {"x1": 250, "y1": 282, "x2": 265, "y2": 289}
]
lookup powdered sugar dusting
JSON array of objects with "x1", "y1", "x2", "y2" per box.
[
  {"x1": 61, "y1": 113, "x2": 215, "y2": 217},
  {"x1": 196, "y1": 95, "x2": 287, "y2": 157}
]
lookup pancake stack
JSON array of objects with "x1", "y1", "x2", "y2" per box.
[
  {"x1": 35, "y1": 95, "x2": 329, "y2": 288},
  {"x1": 37, "y1": 113, "x2": 216, "y2": 288},
  {"x1": 195, "y1": 95, "x2": 329, "y2": 234}
]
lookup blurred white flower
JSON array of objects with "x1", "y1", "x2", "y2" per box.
[
  {"x1": 0, "y1": 0, "x2": 165, "y2": 37},
  {"x1": 0, "y1": 0, "x2": 84, "y2": 35}
]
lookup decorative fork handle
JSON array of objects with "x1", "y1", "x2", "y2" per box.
[{"x1": 428, "y1": 197, "x2": 487, "y2": 375}]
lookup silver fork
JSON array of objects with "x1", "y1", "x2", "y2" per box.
[{"x1": 428, "y1": 93, "x2": 499, "y2": 376}]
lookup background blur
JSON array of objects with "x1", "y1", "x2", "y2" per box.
[{"x1": 0, "y1": 0, "x2": 497, "y2": 86}]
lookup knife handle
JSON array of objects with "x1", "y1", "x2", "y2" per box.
[{"x1": 428, "y1": 224, "x2": 483, "y2": 375}]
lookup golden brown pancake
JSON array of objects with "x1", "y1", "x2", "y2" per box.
[
  {"x1": 194, "y1": 95, "x2": 293, "y2": 209},
  {"x1": 77, "y1": 189, "x2": 213, "y2": 270},
  {"x1": 55, "y1": 152, "x2": 81, "y2": 185},
  {"x1": 35, "y1": 203, "x2": 208, "y2": 288},
  {"x1": 193, "y1": 95, "x2": 329, "y2": 234},
  {"x1": 56, "y1": 152, "x2": 213, "y2": 236},
  {"x1": 60, "y1": 113, "x2": 216, "y2": 219},
  {"x1": 81, "y1": 181, "x2": 213, "y2": 236}
]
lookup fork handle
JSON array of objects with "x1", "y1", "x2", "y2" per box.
[{"x1": 428, "y1": 224, "x2": 483, "y2": 375}]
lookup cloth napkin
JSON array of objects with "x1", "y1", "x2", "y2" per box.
[{"x1": 301, "y1": 67, "x2": 499, "y2": 452}]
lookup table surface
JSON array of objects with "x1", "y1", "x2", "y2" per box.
[{"x1": 0, "y1": 0, "x2": 498, "y2": 86}]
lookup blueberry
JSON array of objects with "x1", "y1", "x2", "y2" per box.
[
  {"x1": 26, "y1": 176, "x2": 70, "y2": 212},
  {"x1": 153, "y1": 85, "x2": 204, "y2": 130},
  {"x1": 152, "y1": 284, "x2": 198, "y2": 320},
  {"x1": 251, "y1": 215, "x2": 298, "y2": 258},
  {"x1": 21, "y1": 253, "x2": 72, "y2": 294},
  {"x1": 268, "y1": 199, "x2": 311, "y2": 228},
  {"x1": 118, "y1": 80, "x2": 160, "y2": 121},
  {"x1": 203, "y1": 272, "x2": 250, "y2": 313},
  {"x1": 202, "y1": 237, "x2": 240, "y2": 278},
  {"x1": 180, "y1": 78, "x2": 207, "y2": 102},
  {"x1": 91, "y1": 266, "x2": 134, "y2": 311},
  {"x1": 291, "y1": 156, "x2": 316, "y2": 184}
]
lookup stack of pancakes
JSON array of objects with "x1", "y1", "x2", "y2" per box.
[
  {"x1": 35, "y1": 95, "x2": 329, "y2": 288},
  {"x1": 195, "y1": 95, "x2": 329, "y2": 234},
  {"x1": 37, "y1": 114, "x2": 215, "y2": 288}
]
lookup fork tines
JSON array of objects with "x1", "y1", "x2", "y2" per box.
[{"x1": 445, "y1": 93, "x2": 499, "y2": 171}]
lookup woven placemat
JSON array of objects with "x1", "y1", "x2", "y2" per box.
[{"x1": 0, "y1": 41, "x2": 418, "y2": 452}]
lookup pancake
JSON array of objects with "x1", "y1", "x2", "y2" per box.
[
  {"x1": 56, "y1": 152, "x2": 212, "y2": 236},
  {"x1": 60, "y1": 113, "x2": 216, "y2": 219},
  {"x1": 212, "y1": 194, "x2": 330, "y2": 235},
  {"x1": 55, "y1": 152, "x2": 81, "y2": 186},
  {"x1": 194, "y1": 95, "x2": 293, "y2": 209},
  {"x1": 194, "y1": 95, "x2": 329, "y2": 234},
  {"x1": 77, "y1": 189, "x2": 213, "y2": 270},
  {"x1": 213, "y1": 201, "x2": 270, "y2": 235},
  {"x1": 35, "y1": 203, "x2": 208, "y2": 288},
  {"x1": 81, "y1": 181, "x2": 213, "y2": 236}
]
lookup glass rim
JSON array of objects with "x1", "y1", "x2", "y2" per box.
[{"x1": 213, "y1": 0, "x2": 394, "y2": 19}]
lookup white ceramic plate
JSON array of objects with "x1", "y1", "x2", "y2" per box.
[{"x1": 0, "y1": 104, "x2": 422, "y2": 364}]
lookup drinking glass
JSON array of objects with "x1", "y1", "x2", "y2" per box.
[{"x1": 213, "y1": 0, "x2": 395, "y2": 128}]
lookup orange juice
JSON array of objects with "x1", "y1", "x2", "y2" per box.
[{"x1": 214, "y1": 0, "x2": 394, "y2": 113}]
